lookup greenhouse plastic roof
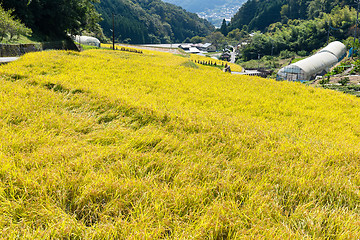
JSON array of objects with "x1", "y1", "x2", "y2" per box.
[
  {"x1": 293, "y1": 52, "x2": 338, "y2": 76},
  {"x1": 75, "y1": 36, "x2": 100, "y2": 44},
  {"x1": 318, "y1": 41, "x2": 346, "y2": 60}
]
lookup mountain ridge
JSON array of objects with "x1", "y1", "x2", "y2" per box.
[{"x1": 94, "y1": 0, "x2": 214, "y2": 44}]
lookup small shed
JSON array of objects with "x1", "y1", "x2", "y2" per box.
[
  {"x1": 75, "y1": 36, "x2": 101, "y2": 47},
  {"x1": 179, "y1": 44, "x2": 192, "y2": 51}
]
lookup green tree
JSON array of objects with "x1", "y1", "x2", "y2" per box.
[
  {"x1": 220, "y1": 19, "x2": 228, "y2": 36},
  {"x1": 0, "y1": 5, "x2": 31, "y2": 41},
  {"x1": 205, "y1": 31, "x2": 225, "y2": 49},
  {"x1": 280, "y1": 4, "x2": 289, "y2": 23},
  {"x1": 183, "y1": 37, "x2": 191, "y2": 43},
  {"x1": 190, "y1": 36, "x2": 205, "y2": 43}
]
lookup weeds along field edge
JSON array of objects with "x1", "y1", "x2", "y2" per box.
[{"x1": 0, "y1": 49, "x2": 360, "y2": 238}]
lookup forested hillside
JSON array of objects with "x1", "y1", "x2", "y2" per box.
[
  {"x1": 1, "y1": 0, "x2": 102, "y2": 39},
  {"x1": 230, "y1": 0, "x2": 354, "y2": 32},
  {"x1": 240, "y1": 6, "x2": 356, "y2": 60},
  {"x1": 95, "y1": 0, "x2": 214, "y2": 44}
]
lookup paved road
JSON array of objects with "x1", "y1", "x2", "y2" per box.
[
  {"x1": 230, "y1": 49, "x2": 236, "y2": 63},
  {"x1": 141, "y1": 44, "x2": 181, "y2": 49},
  {"x1": 0, "y1": 57, "x2": 19, "y2": 64}
]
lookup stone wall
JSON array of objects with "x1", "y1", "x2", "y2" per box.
[
  {"x1": 0, "y1": 39, "x2": 80, "y2": 57},
  {"x1": 0, "y1": 44, "x2": 41, "y2": 57}
]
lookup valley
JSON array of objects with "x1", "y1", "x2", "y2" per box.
[{"x1": 163, "y1": 0, "x2": 246, "y2": 27}]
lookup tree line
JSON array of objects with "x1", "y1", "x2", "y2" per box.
[
  {"x1": 240, "y1": 6, "x2": 356, "y2": 60},
  {"x1": 1, "y1": 0, "x2": 102, "y2": 39},
  {"x1": 229, "y1": 0, "x2": 355, "y2": 33}
]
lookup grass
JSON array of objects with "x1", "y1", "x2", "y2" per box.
[
  {"x1": 322, "y1": 84, "x2": 360, "y2": 97},
  {"x1": 0, "y1": 33, "x2": 45, "y2": 44},
  {"x1": 291, "y1": 57, "x2": 306, "y2": 64},
  {"x1": 1, "y1": 49, "x2": 360, "y2": 238}
]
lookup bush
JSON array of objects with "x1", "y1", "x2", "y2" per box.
[
  {"x1": 297, "y1": 50, "x2": 308, "y2": 56},
  {"x1": 319, "y1": 76, "x2": 330, "y2": 85},
  {"x1": 280, "y1": 50, "x2": 296, "y2": 59},
  {"x1": 338, "y1": 77, "x2": 350, "y2": 86}
]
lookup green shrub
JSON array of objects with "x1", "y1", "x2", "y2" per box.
[
  {"x1": 338, "y1": 77, "x2": 350, "y2": 86},
  {"x1": 297, "y1": 50, "x2": 307, "y2": 56},
  {"x1": 319, "y1": 77, "x2": 330, "y2": 85},
  {"x1": 280, "y1": 50, "x2": 295, "y2": 59}
]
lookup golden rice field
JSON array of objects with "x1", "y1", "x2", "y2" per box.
[
  {"x1": 101, "y1": 43, "x2": 243, "y2": 72},
  {"x1": 1, "y1": 48, "x2": 360, "y2": 239}
]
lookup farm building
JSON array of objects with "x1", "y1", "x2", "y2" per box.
[
  {"x1": 74, "y1": 36, "x2": 101, "y2": 47},
  {"x1": 277, "y1": 41, "x2": 347, "y2": 82},
  {"x1": 199, "y1": 43, "x2": 216, "y2": 52},
  {"x1": 179, "y1": 44, "x2": 192, "y2": 51},
  {"x1": 180, "y1": 43, "x2": 216, "y2": 53}
]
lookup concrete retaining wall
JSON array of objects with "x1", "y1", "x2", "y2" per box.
[{"x1": 0, "y1": 39, "x2": 80, "y2": 57}]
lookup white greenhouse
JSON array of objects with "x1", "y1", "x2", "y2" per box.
[
  {"x1": 318, "y1": 41, "x2": 347, "y2": 60},
  {"x1": 74, "y1": 35, "x2": 101, "y2": 47},
  {"x1": 277, "y1": 41, "x2": 347, "y2": 82}
]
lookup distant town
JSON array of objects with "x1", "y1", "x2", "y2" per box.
[{"x1": 197, "y1": 4, "x2": 244, "y2": 27}]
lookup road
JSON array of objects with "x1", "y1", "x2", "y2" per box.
[
  {"x1": 230, "y1": 48, "x2": 236, "y2": 63},
  {"x1": 0, "y1": 57, "x2": 19, "y2": 64}
]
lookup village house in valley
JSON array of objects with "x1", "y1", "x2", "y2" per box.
[{"x1": 179, "y1": 43, "x2": 216, "y2": 53}]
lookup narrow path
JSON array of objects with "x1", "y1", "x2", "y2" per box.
[{"x1": 0, "y1": 57, "x2": 19, "y2": 64}]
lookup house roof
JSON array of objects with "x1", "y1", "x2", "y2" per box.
[
  {"x1": 179, "y1": 44, "x2": 192, "y2": 49},
  {"x1": 188, "y1": 47, "x2": 200, "y2": 53},
  {"x1": 202, "y1": 43, "x2": 212, "y2": 48}
]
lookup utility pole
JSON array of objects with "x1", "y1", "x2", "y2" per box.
[
  {"x1": 327, "y1": 19, "x2": 331, "y2": 45},
  {"x1": 112, "y1": 13, "x2": 115, "y2": 50},
  {"x1": 353, "y1": 0, "x2": 360, "y2": 55}
]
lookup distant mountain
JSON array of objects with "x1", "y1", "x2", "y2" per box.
[
  {"x1": 95, "y1": 0, "x2": 214, "y2": 44},
  {"x1": 162, "y1": 0, "x2": 246, "y2": 27},
  {"x1": 162, "y1": 0, "x2": 230, "y2": 12}
]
